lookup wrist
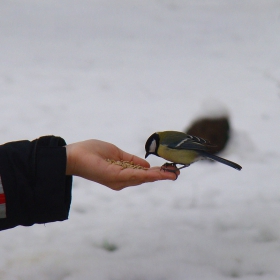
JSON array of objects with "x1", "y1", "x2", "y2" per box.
[{"x1": 65, "y1": 144, "x2": 75, "y2": 175}]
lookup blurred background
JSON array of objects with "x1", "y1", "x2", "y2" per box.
[{"x1": 0, "y1": 1, "x2": 280, "y2": 279}]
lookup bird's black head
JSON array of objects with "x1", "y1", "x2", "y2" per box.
[{"x1": 145, "y1": 133, "x2": 160, "y2": 158}]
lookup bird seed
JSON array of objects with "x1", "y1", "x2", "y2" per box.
[{"x1": 106, "y1": 159, "x2": 148, "y2": 170}]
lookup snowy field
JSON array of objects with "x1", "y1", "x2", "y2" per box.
[{"x1": 1, "y1": 0, "x2": 280, "y2": 279}]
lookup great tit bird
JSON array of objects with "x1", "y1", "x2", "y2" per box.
[{"x1": 145, "y1": 131, "x2": 242, "y2": 175}]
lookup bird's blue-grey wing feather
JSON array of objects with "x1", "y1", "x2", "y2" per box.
[{"x1": 167, "y1": 135, "x2": 213, "y2": 151}]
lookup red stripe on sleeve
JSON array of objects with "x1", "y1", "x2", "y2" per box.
[{"x1": 0, "y1": 193, "x2": 6, "y2": 204}]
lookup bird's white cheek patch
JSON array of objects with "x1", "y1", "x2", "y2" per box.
[{"x1": 149, "y1": 139, "x2": 157, "y2": 153}]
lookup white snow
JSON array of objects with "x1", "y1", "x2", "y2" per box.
[{"x1": 1, "y1": 0, "x2": 280, "y2": 279}]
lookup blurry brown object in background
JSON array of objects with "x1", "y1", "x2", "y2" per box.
[{"x1": 185, "y1": 117, "x2": 230, "y2": 154}]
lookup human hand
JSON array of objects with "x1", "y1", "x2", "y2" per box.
[{"x1": 65, "y1": 139, "x2": 179, "y2": 190}]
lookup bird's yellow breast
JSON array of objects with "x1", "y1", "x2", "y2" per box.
[{"x1": 157, "y1": 145, "x2": 199, "y2": 165}]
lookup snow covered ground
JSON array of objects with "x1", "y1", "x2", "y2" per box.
[{"x1": 1, "y1": 0, "x2": 280, "y2": 279}]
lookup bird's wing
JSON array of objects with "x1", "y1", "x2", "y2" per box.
[{"x1": 167, "y1": 135, "x2": 215, "y2": 151}]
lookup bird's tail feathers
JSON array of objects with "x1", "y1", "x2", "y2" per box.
[{"x1": 200, "y1": 151, "x2": 242, "y2": 171}]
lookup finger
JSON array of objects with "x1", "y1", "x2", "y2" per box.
[
  {"x1": 120, "y1": 166, "x2": 179, "y2": 185},
  {"x1": 147, "y1": 167, "x2": 180, "y2": 181}
]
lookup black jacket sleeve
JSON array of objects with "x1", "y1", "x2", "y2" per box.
[{"x1": 0, "y1": 136, "x2": 72, "y2": 231}]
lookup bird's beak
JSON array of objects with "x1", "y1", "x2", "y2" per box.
[{"x1": 145, "y1": 152, "x2": 149, "y2": 159}]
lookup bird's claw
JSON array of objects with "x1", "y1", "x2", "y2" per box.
[{"x1": 160, "y1": 162, "x2": 179, "y2": 180}]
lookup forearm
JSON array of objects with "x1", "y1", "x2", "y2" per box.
[{"x1": 0, "y1": 136, "x2": 72, "y2": 231}]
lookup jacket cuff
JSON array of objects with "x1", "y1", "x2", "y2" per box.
[{"x1": 32, "y1": 136, "x2": 72, "y2": 224}]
